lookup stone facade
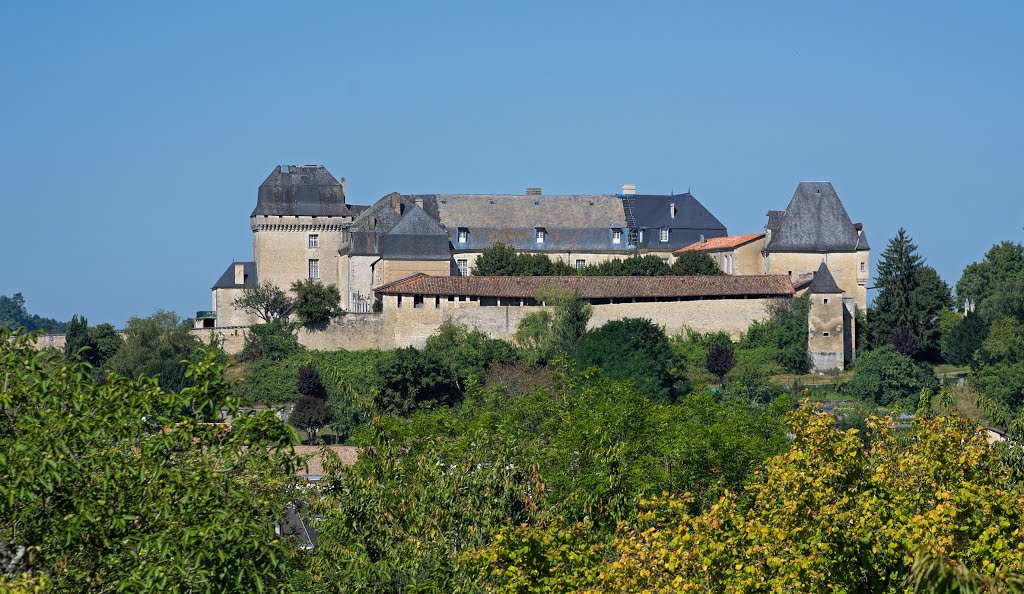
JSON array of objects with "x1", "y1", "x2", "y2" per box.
[
  {"x1": 765, "y1": 251, "x2": 869, "y2": 311},
  {"x1": 251, "y1": 217, "x2": 351, "y2": 291},
  {"x1": 805, "y1": 262, "x2": 854, "y2": 373}
]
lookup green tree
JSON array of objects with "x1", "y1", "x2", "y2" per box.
[
  {"x1": 63, "y1": 314, "x2": 93, "y2": 362},
  {"x1": 108, "y1": 311, "x2": 200, "y2": 393},
  {"x1": 89, "y1": 323, "x2": 124, "y2": 368},
  {"x1": 871, "y1": 229, "x2": 951, "y2": 359},
  {"x1": 373, "y1": 347, "x2": 462, "y2": 414},
  {"x1": 0, "y1": 330, "x2": 300, "y2": 593},
  {"x1": 847, "y1": 345, "x2": 938, "y2": 407},
  {"x1": 240, "y1": 318, "x2": 302, "y2": 361},
  {"x1": 0, "y1": 292, "x2": 67, "y2": 333},
  {"x1": 742, "y1": 294, "x2": 810, "y2": 374},
  {"x1": 670, "y1": 251, "x2": 724, "y2": 276},
  {"x1": 574, "y1": 318, "x2": 673, "y2": 401},
  {"x1": 232, "y1": 280, "x2": 294, "y2": 323},
  {"x1": 290, "y1": 395, "x2": 333, "y2": 442},
  {"x1": 581, "y1": 254, "x2": 670, "y2": 276},
  {"x1": 472, "y1": 242, "x2": 521, "y2": 276},
  {"x1": 941, "y1": 311, "x2": 988, "y2": 366},
  {"x1": 956, "y1": 240, "x2": 1024, "y2": 311},
  {"x1": 422, "y1": 321, "x2": 517, "y2": 387},
  {"x1": 290, "y1": 279, "x2": 343, "y2": 326}
]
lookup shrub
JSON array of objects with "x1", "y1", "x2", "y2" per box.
[
  {"x1": 847, "y1": 345, "x2": 938, "y2": 407},
  {"x1": 291, "y1": 279, "x2": 343, "y2": 326},
  {"x1": 574, "y1": 318, "x2": 673, "y2": 402}
]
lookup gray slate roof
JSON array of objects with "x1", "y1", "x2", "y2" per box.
[
  {"x1": 251, "y1": 165, "x2": 356, "y2": 217},
  {"x1": 626, "y1": 193, "x2": 728, "y2": 249},
  {"x1": 212, "y1": 262, "x2": 257, "y2": 289},
  {"x1": 380, "y1": 206, "x2": 452, "y2": 261},
  {"x1": 765, "y1": 182, "x2": 868, "y2": 253},
  {"x1": 807, "y1": 262, "x2": 844, "y2": 294}
]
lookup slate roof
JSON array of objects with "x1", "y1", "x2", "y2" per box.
[
  {"x1": 344, "y1": 194, "x2": 436, "y2": 257},
  {"x1": 417, "y1": 193, "x2": 629, "y2": 252},
  {"x1": 625, "y1": 193, "x2": 728, "y2": 249},
  {"x1": 675, "y1": 233, "x2": 765, "y2": 253},
  {"x1": 765, "y1": 182, "x2": 868, "y2": 253},
  {"x1": 375, "y1": 273, "x2": 795, "y2": 299},
  {"x1": 807, "y1": 262, "x2": 844, "y2": 294},
  {"x1": 212, "y1": 262, "x2": 257, "y2": 289},
  {"x1": 380, "y1": 207, "x2": 452, "y2": 261},
  {"x1": 251, "y1": 165, "x2": 356, "y2": 217}
]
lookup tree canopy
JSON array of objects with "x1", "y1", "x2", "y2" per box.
[
  {"x1": 0, "y1": 293, "x2": 67, "y2": 333},
  {"x1": 290, "y1": 279, "x2": 344, "y2": 326}
]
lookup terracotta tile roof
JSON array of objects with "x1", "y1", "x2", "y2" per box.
[
  {"x1": 674, "y1": 233, "x2": 765, "y2": 253},
  {"x1": 294, "y1": 445, "x2": 360, "y2": 477},
  {"x1": 375, "y1": 273, "x2": 794, "y2": 299}
]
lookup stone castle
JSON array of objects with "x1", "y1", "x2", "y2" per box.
[{"x1": 199, "y1": 165, "x2": 869, "y2": 372}]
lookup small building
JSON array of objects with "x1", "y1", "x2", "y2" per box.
[
  {"x1": 674, "y1": 233, "x2": 766, "y2": 275},
  {"x1": 807, "y1": 262, "x2": 855, "y2": 372}
]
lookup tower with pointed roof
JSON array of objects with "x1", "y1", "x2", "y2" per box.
[
  {"x1": 807, "y1": 262, "x2": 854, "y2": 372},
  {"x1": 764, "y1": 182, "x2": 870, "y2": 311}
]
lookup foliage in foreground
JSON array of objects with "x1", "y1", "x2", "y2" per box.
[{"x1": 0, "y1": 330, "x2": 300, "y2": 593}]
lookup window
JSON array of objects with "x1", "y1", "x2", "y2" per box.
[
  {"x1": 535, "y1": 228, "x2": 546, "y2": 244},
  {"x1": 860, "y1": 262, "x2": 866, "y2": 272},
  {"x1": 308, "y1": 259, "x2": 319, "y2": 279},
  {"x1": 457, "y1": 259, "x2": 468, "y2": 276},
  {"x1": 660, "y1": 228, "x2": 669, "y2": 243},
  {"x1": 308, "y1": 234, "x2": 319, "y2": 248},
  {"x1": 457, "y1": 228, "x2": 468, "y2": 243},
  {"x1": 575, "y1": 259, "x2": 586, "y2": 269},
  {"x1": 823, "y1": 332, "x2": 830, "y2": 337},
  {"x1": 823, "y1": 298, "x2": 829, "y2": 304},
  {"x1": 413, "y1": 295, "x2": 424, "y2": 309},
  {"x1": 612, "y1": 228, "x2": 622, "y2": 244}
]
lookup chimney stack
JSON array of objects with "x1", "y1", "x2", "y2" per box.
[
  {"x1": 621, "y1": 184, "x2": 636, "y2": 195},
  {"x1": 670, "y1": 203, "x2": 677, "y2": 219},
  {"x1": 234, "y1": 263, "x2": 245, "y2": 285},
  {"x1": 340, "y1": 176, "x2": 346, "y2": 197},
  {"x1": 390, "y1": 193, "x2": 402, "y2": 215},
  {"x1": 526, "y1": 187, "x2": 542, "y2": 196},
  {"x1": 414, "y1": 196, "x2": 424, "y2": 209},
  {"x1": 699, "y1": 235, "x2": 705, "y2": 248}
]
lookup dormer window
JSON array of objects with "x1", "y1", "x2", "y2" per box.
[
  {"x1": 535, "y1": 228, "x2": 546, "y2": 244},
  {"x1": 660, "y1": 228, "x2": 669, "y2": 243},
  {"x1": 457, "y1": 228, "x2": 468, "y2": 243},
  {"x1": 612, "y1": 228, "x2": 622, "y2": 244}
]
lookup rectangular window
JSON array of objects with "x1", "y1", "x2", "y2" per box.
[
  {"x1": 612, "y1": 229, "x2": 621, "y2": 244},
  {"x1": 535, "y1": 228, "x2": 546, "y2": 244},
  {"x1": 823, "y1": 332, "x2": 830, "y2": 337},
  {"x1": 823, "y1": 298, "x2": 829, "y2": 304},
  {"x1": 457, "y1": 259, "x2": 468, "y2": 276},
  {"x1": 860, "y1": 262, "x2": 866, "y2": 272},
  {"x1": 308, "y1": 259, "x2": 319, "y2": 279},
  {"x1": 308, "y1": 234, "x2": 319, "y2": 248},
  {"x1": 413, "y1": 295, "x2": 424, "y2": 309},
  {"x1": 575, "y1": 259, "x2": 586, "y2": 269},
  {"x1": 660, "y1": 228, "x2": 669, "y2": 242},
  {"x1": 457, "y1": 228, "x2": 468, "y2": 243}
]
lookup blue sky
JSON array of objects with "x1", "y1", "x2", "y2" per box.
[{"x1": 1, "y1": 1, "x2": 1021, "y2": 326}]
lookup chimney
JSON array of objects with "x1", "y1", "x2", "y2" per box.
[
  {"x1": 390, "y1": 193, "x2": 402, "y2": 215},
  {"x1": 699, "y1": 235, "x2": 705, "y2": 248},
  {"x1": 414, "y1": 196, "x2": 424, "y2": 209},
  {"x1": 621, "y1": 184, "x2": 636, "y2": 195},
  {"x1": 670, "y1": 203, "x2": 677, "y2": 219},
  {"x1": 233, "y1": 263, "x2": 245, "y2": 285},
  {"x1": 341, "y1": 176, "x2": 346, "y2": 196},
  {"x1": 526, "y1": 187, "x2": 542, "y2": 196}
]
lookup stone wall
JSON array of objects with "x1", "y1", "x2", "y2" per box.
[
  {"x1": 807, "y1": 292, "x2": 845, "y2": 373},
  {"x1": 251, "y1": 216, "x2": 350, "y2": 291},
  {"x1": 766, "y1": 251, "x2": 869, "y2": 311},
  {"x1": 213, "y1": 287, "x2": 259, "y2": 327}
]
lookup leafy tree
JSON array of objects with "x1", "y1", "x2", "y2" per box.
[
  {"x1": 373, "y1": 347, "x2": 461, "y2": 414},
  {"x1": 742, "y1": 294, "x2": 810, "y2": 374},
  {"x1": 89, "y1": 323, "x2": 124, "y2": 368},
  {"x1": 514, "y1": 292, "x2": 592, "y2": 366},
  {"x1": 64, "y1": 316, "x2": 123, "y2": 369},
  {"x1": 514, "y1": 309, "x2": 558, "y2": 367},
  {"x1": 984, "y1": 273, "x2": 1024, "y2": 327},
  {"x1": 552, "y1": 293, "x2": 591, "y2": 354},
  {"x1": 581, "y1": 254, "x2": 669, "y2": 276},
  {"x1": 472, "y1": 242, "x2": 520, "y2": 276},
  {"x1": 871, "y1": 229, "x2": 951, "y2": 359},
  {"x1": 705, "y1": 342, "x2": 736, "y2": 386},
  {"x1": 574, "y1": 318, "x2": 673, "y2": 401},
  {"x1": 289, "y1": 395, "x2": 333, "y2": 442},
  {"x1": 0, "y1": 330, "x2": 299, "y2": 592},
  {"x1": 941, "y1": 311, "x2": 988, "y2": 365},
  {"x1": 422, "y1": 321, "x2": 517, "y2": 386},
  {"x1": 594, "y1": 406, "x2": 1024, "y2": 593},
  {"x1": 290, "y1": 279, "x2": 343, "y2": 326},
  {"x1": 670, "y1": 250, "x2": 724, "y2": 276},
  {"x1": 0, "y1": 292, "x2": 67, "y2": 333},
  {"x1": 107, "y1": 310, "x2": 200, "y2": 393},
  {"x1": 956, "y1": 240, "x2": 1024, "y2": 311},
  {"x1": 240, "y1": 318, "x2": 302, "y2": 361},
  {"x1": 970, "y1": 317, "x2": 1024, "y2": 412},
  {"x1": 847, "y1": 345, "x2": 938, "y2": 407},
  {"x1": 296, "y1": 363, "x2": 325, "y2": 398},
  {"x1": 232, "y1": 280, "x2": 294, "y2": 322}
]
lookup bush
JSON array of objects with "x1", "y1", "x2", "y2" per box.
[
  {"x1": 239, "y1": 319, "x2": 301, "y2": 362},
  {"x1": 846, "y1": 345, "x2": 938, "y2": 407},
  {"x1": 291, "y1": 279, "x2": 343, "y2": 326},
  {"x1": 670, "y1": 251, "x2": 723, "y2": 276},
  {"x1": 574, "y1": 318, "x2": 673, "y2": 402},
  {"x1": 374, "y1": 347, "x2": 462, "y2": 414}
]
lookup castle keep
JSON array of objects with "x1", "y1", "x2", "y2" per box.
[{"x1": 200, "y1": 165, "x2": 868, "y2": 372}]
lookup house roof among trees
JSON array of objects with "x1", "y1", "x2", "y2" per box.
[
  {"x1": 212, "y1": 262, "x2": 257, "y2": 289},
  {"x1": 807, "y1": 262, "x2": 844, "y2": 294},
  {"x1": 675, "y1": 233, "x2": 765, "y2": 253},
  {"x1": 375, "y1": 273, "x2": 795, "y2": 299},
  {"x1": 251, "y1": 165, "x2": 356, "y2": 217},
  {"x1": 765, "y1": 182, "x2": 868, "y2": 253}
]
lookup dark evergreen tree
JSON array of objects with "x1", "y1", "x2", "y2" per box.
[
  {"x1": 870, "y1": 230, "x2": 950, "y2": 360},
  {"x1": 64, "y1": 315, "x2": 94, "y2": 362},
  {"x1": 574, "y1": 318, "x2": 674, "y2": 401},
  {"x1": 289, "y1": 395, "x2": 333, "y2": 442},
  {"x1": 552, "y1": 295, "x2": 592, "y2": 355},
  {"x1": 940, "y1": 311, "x2": 988, "y2": 366}
]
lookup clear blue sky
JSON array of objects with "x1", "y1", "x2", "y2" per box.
[{"x1": 1, "y1": 1, "x2": 1021, "y2": 326}]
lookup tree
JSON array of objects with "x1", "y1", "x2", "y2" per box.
[
  {"x1": 89, "y1": 322, "x2": 124, "y2": 368},
  {"x1": 581, "y1": 255, "x2": 669, "y2": 276},
  {"x1": 240, "y1": 318, "x2": 302, "y2": 361},
  {"x1": 574, "y1": 318, "x2": 674, "y2": 401},
  {"x1": 847, "y1": 345, "x2": 938, "y2": 407},
  {"x1": 670, "y1": 251, "x2": 723, "y2": 276},
  {"x1": 552, "y1": 293, "x2": 591, "y2": 354},
  {"x1": 290, "y1": 395, "x2": 333, "y2": 442},
  {"x1": 63, "y1": 314, "x2": 92, "y2": 361},
  {"x1": 0, "y1": 292, "x2": 67, "y2": 333},
  {"x1": 297, "y1": 363, "x2": 325, "y2": 398},
  {"x1": 472, "y1": 242, "x2": 519, "y2": 276},
  {"x1": 422, "y1": 321, "x2": 517, "y2": 386},
  {"x1": 956, "y1": 240, "x2": 1024, "y2": 311},
  {"x1": 741, "y1": 294, "x2": 810, "y2": 374},
  {"x1": 373, "y1": 347, "x2": 462, "y2": 414},
  {"x1": 232, "y1": 280, "x2": 293, "y2": 323},
  {"x1": 0, "y1": 330, "x2": 300, "y2": 592},
  {"x1": 941, "y1": 311, "x2": 988, "y2": 365},
  {"x1": 514, "y1": 292, "x2": 592, "y2": 366},
  {"x1": 705, "y1": 342, "x2": 735, "y2": 386},
  {"x1": 290, "y1": 279, "x2": 343, "y2": 326},
  {"x1": 108, "y1": 310, "x2": 200, "y2": 393},
  {"x1": 871, "y1": 229, "x2": 950, "y2": 359}
]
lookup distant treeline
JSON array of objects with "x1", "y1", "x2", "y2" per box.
[{"x1": 0, "y1": 293, "x2": 67, "y2": 333}]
